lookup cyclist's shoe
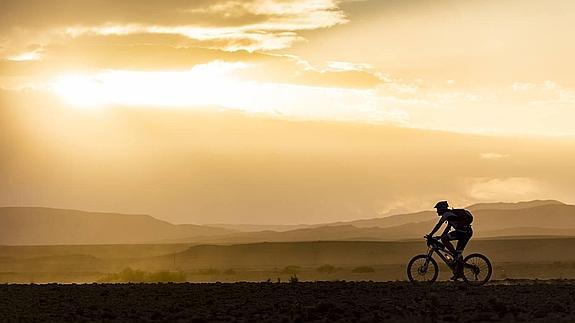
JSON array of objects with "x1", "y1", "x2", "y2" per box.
[{"x1": 450, "y1": 272, "x2": 464, "y2": 281}]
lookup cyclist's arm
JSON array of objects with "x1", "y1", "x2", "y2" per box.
[
  {"x1": 439, "y1": 223, "x2": 452, "y2": 237},
  {"x1": 428, "y1": 218, "x2": 446, "y2": 236}
]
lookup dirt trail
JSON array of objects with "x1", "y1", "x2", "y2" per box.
[{"x1": 0, "y1": 281, "x2": 573, "y2": 322}]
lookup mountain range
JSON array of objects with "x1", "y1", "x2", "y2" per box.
[
  {"x1": 0, "y1": 200, "x2": 572, "y2": 245},
  {"x1": 0, "y1": 207, "x2": 233, "y2": 245}
]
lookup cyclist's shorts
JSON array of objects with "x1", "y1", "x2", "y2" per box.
[{"x1": 446, "y1": 227, "x2": 473, "y2": 241}]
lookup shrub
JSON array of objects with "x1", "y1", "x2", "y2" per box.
[
  {"x1": 352, "y1": 266, "x2": 375, "y2": 273},
  {"x1": 317, "y1": 264, "x2": 336, "y2": 273},
  {"x1": 289, "y1": 274, "x2": 299, "y2": 283},
  {"x1": 98, "y1": 268, "x2": 186, "y2": 283}
]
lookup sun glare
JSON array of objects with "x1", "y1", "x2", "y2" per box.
[
  {"x1": 53, "y1": 74, "x2": 109, "y2": 108},
  {"x1": 49, "y1": 63, "x2": 385, "y2": 122},
  {"x1": 50, "y1": 61, "x2": 251, "y2": 110},
  {"x1": 48, "y1": 61, "x2": 385, "y2": 122}
]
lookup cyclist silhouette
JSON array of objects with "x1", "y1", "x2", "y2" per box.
[{"x1": 425, "y1": 201, "x2": 473, "y2": 280}]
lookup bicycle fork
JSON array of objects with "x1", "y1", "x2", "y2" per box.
[
  {"x1": 427, "y1": 247, "x2": 434, "y2": 260},
  {"x1": 422, "y1": 247, "x2": 435, "y2": 269}
]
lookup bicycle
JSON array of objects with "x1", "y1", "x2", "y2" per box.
[{"x1": 407, "y1": 236, "x2": 492, "y2": 286}]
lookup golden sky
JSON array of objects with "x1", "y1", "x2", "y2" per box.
[{"x1": 1, "y1": 0, "x2": 575, "y2": 224}]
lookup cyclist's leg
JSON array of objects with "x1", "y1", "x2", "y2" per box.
[
  {"x1": 455, "y1": 227, "x2": 473, "y2": 253},
  {"x1": 454, "y1": 229, "x2": 472, "y2": 277},
  {"x1": 455, "y1": 237, "x2": 469, "y2": 253},
  {"x1": 441, "y1": 232, "x2": 457, "y2": 254}
]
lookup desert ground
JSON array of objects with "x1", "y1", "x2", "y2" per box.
[
  {"x1": 2, "y1": 238, "x2": 575, "y2": 283},
  {"x1": 0, "y1": 281, "x2": 574, "y2": 322},
  {"x1": 1, "y1": 238, "x2": 574, "y2": 321}
]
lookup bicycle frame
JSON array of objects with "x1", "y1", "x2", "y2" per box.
[
  {"x1": 408, "y1": 237, "x2": 491, "y2": 284},
  {"x1": 426, "y1": 238, "x2": 479, "y2": 274}
]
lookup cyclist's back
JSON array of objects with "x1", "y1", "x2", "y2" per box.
[{"x1": 440, "y1": 208, "x2": 473, "y2": 230}]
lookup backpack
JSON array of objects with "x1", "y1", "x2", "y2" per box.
[{"x1": 451, "y1": 208, "x2": 473, "y2": 226}]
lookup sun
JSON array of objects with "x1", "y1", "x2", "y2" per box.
[
  {"x1": 50, "y1": 62, "x2": 252, "y2": 110},
  {"x1": 52, "y1": 74, "x2": 109, "y2": 108}
]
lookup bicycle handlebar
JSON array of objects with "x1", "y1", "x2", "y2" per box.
[{"x1": 425, "y1": 235, "x2": 445, "y2": 248}]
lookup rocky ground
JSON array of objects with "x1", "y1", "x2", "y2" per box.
[{"x1": 0, "y1": 281, "x2": 574, "y2": 322}]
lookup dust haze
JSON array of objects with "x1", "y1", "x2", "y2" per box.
[
  {"x1": 2, "y1": 91, "x2": 575, "y2": 225},
  {"x1": 2, "y1": 1, "x2": 575, "y2": 321}
]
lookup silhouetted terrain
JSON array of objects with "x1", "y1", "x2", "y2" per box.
[
  {"x1": 2, "y1": 200, "x2": 575, "y2": 284},
  {"x1": 340, "y1": 199, "x2": 566, "y2": 228},
  {"x1": 2, "y1": 200, "x2": 573, "y2": 245},
  {"x1": 208, "y1": 200, "x2": 565, "y2": 232},
  {"x1": 0, "y1": 207, "x2": 234, "y2": 245},
  {"x1": 186, "y1": 201, "x2": 575, "y2": 243},
  {"x1": 1, "y1": 281, "x2": 574, "y2": 322}
]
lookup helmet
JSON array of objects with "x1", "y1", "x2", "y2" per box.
[{"x1": 434, "y1": 201, "x2": 449, "y2": 211}]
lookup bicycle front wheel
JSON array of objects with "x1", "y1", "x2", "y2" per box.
[
  {"x1": 462, "y1": 253, "x2": 492, "y2": 286},
  {"x1": 407, "y1": 254, "x2": 438, "y2": 282}
]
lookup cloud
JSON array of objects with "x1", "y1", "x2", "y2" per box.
[
  {"x1": 0, "y1": 36, "x2": 386, "y2": 90},
  {"x1": 467, "y1": 177, "x2": 543, "y2": 201},
  {"x1": 0, "y1": 42, "x2": 268, "y2": 77},
  {"x1": 0, "y1": 0, "x2": 348, "y2": 52},
  {"x1": 236, "y1": 55, "x2": 385, "y2": 88},
  {"x1": 508, "y1": 80, "x2": 575, "y2": 106},
  {"x1": 511, "y1": 82, "x2": 534, "y2": 92},
  {"x1": 6, "y1": 49, "x2": 43, "y2": 62}
]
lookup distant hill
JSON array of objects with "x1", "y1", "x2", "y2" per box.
[
  {"x1": 209, "y1": 200, "x2": 565, "y2": 232},
  {"x1": 181, "y1": 202, "x2": 575, "y2": 244},
  {"x1": 337, "y1": 199, "x2": 566, "y2": 229},
  {"x1": 467, "y1": 199, "x2": 565, "y2": 211},
  {"x1": 1, "y1": 200, "x2": 572, "y2": 245},
  {"x1": 205, "y1": 224, "x2": 313, "y2": 232},
  {"x1": 0, "y1": 207, "x2": 234, "y2": 245}
]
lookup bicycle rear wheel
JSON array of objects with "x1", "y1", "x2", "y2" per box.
[
  {"x1": 462, "y1": 253, "x2": 492, "y2": 286},
  {"x1": 407, "y1": 255, "x2": 439, "y2": 282}
]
